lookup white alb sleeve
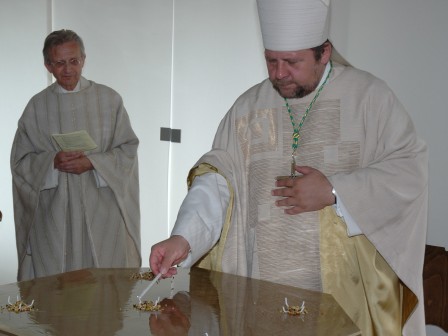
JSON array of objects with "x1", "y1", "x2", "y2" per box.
[
  {"x1": 93, "y1": 170, "x2": 109, "y2": 187},
  {"x1": 41, "y1": 161, "x2": 107, "y2": 190},
  {"x1": 332, "y1": 188, "x2": 362, "y2": 236},
  {"x1": 41, "y1": 166, "x2": 59, "y2": 191},
  {"x1": 171, "y1": 173, "x2": 230, "y2": 267}
]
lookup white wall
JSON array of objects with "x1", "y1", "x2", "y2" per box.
[
  {"x1": 169, "y1": 0, "x2": 267, "y2": 228},
  {"x1": 0, "y1": 0, "x2": 48, "y2": 284}
]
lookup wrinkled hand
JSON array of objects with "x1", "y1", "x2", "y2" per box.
[
  {"x1": 150, "y1": 235, "x2": 191, "y2": 278},
  {"x1": 272, "y1": 165, "x2": 335, "y2": 215},
  {"x1": 54, "y1": 151, "x2": 93, "y2": 174}
]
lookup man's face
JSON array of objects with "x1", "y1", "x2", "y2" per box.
[
  {"x1": 265, "y1": 49, "x2": 326, "y2": 99},
  {"x1": 45, "y1": 41, "x2": 85, "y2": 91}
]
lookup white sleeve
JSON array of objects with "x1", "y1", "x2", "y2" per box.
[
  {"x1": 41, "y1": 161, "x2": 107, "y2": 190},
  {"x1": 41, "y1": 166, "x2": 59, "y2": 191},
  {"x1": 93, "y1": 170, "x2": 109, "y2": 187},
  {"x1": 332, "y1": 188, "x2": 363, "y2": 237},
  {"x1": 171, "y1": 173, "x2": 230, "y2": 267}
]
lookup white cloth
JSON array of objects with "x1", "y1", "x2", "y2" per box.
[
  {"x1": 256, "y1": 0, "x2": 330, "y2": 51},
  {"x1": 172, "y1": 174, "x2": 229, "y2": 266}
]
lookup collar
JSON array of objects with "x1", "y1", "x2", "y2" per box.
[
  {"x1": 56, "y1": 80, "x2": 81, "y2": 93},
  {"x1": 317, "y1": 62, "x2": 331, "y2": 88}
]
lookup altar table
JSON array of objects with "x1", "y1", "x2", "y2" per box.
[{"x1": 0, "y1": 267, "x2": 360, "y2": 335}]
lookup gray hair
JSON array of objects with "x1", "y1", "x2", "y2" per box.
[{"x1": 42, "y1": 29, "x2": 86, "y2": 64}]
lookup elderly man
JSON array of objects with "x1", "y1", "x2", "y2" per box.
[
  {"x1": 11, "y1": 29, "x2": 141, "y2": 281},
  {"x1": 150, "y1": 1, "x2": 428, "y2": 335}
]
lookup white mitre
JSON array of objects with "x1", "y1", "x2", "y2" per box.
[
  {"x1": 256, "y1": 0, "x2": 330, "y2": 51},
  {"x1": 256, "y1": 0, "x2": 350, "y2": 65}
]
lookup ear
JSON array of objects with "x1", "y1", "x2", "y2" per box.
[
  {"x1": 44, "y1": 62, "x2": 53, "y2": 74},
  {"x1": 321, "y1": 42, "x2": 332, "y2": 64}
]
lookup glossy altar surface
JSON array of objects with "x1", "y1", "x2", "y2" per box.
[{"x1": 0, "y1": 268, "x2": 360, "y2": 335}]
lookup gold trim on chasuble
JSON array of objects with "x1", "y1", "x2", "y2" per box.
[{"x1": 319, "y1": 206, "x2": 416, "y2": 335}]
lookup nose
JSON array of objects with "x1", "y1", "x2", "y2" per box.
[
  {"x1": 63, "y1": 63, "x2": 76, "y2": 70},
  {"x1": 274, "y1": 62, "x2": 289, "y2": 80}
]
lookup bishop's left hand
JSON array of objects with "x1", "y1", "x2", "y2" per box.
[{"x1": 272, "y1": 165, "x2": 335, "y2": 215}]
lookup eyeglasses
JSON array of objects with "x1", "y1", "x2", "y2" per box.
[{"x1": 49, "y1": 58, "x2": 83, "y2": 69}]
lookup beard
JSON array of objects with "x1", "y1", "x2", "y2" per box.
[{"x1": 271, "y1": 79, "x2": 319, "y2": 99}]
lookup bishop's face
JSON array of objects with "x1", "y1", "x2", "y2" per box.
[
  {"x1": 45, "y1": 41, "x2": 85, "y2": 91},
  {"x1": 265, "y1": 48, "x2": 326, "y2": 99}
]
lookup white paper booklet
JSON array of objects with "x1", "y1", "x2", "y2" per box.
[{"x1": 52, "y1": 130, "x2": 97, "y2": 152}]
